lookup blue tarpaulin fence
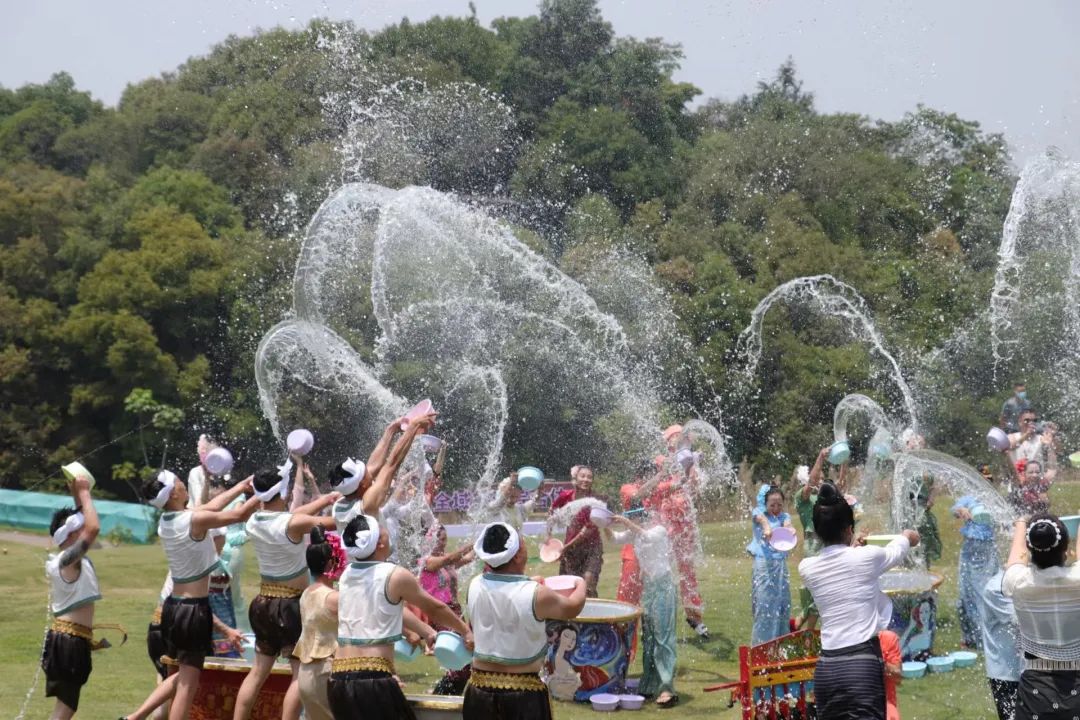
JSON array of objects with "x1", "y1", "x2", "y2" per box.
[{"x1": 0, "y1": 489, "x2": 157, "y2": 543}]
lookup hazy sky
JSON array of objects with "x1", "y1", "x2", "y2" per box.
[{"x1": 2, "y1": 0, "x2": 1077, "y2": 166}]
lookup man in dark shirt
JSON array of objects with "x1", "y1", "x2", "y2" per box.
[{"x1": 999, "y1": 382, "x2": 1030, "y2": 433}]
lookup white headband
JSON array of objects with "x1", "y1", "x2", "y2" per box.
[
  {"x1": 473, "y1": 522, "x2": 521, "y2": 568},
  {"x1": 255, "y1": 459, "x2": 293, "y2": 502},
  {"x1": 334, "y1": 457, "x2": 365, "y2": 496},
  {"x1": 150, "y1": 471, "x2": 178, "y2": 509},
  {"x1": 344, "y1": 514, "x2": 381, "y2": 560},
  {"x1": 53, "y1": 512, "x2": 85, "y2": 546}
]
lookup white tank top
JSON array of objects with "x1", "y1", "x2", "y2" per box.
[
  {"x1": 467, "y1": 574, "x2": 547, "y2": 665},
  {"x1": 337, "y1": 561, "x2": 403, "y2": 646},
  {"x1": 245, "y1": 511, "x2": 308, "y2": 581},
  {"x1": 46, "y1": 554, "x2": 101, "y2": 616},
  {"x1": 158, "y1": 511, "x2": 220, "y2": 584}
]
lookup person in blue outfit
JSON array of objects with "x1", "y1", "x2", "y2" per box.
[
  {"x1": 748, "y1": 486, "x2": 794, "y2": 645},
  {"x1": 951, "y1": 495, "x2": 1001, "y2": 648},
  {"x1": 977, "y1": 570, "x2": 1022, "y2": 720}
]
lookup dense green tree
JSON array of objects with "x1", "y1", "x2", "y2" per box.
[{"x1": 0, "y1": 3, "x2": 1022, "y2": 493}]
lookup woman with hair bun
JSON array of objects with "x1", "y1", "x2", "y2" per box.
[
  {"x1": 294, "y1": 527, "x2": 346, "y2": 720},
  {"x1": 797, "y1": 483, "x2": 920, "y2": 720},
  {"x1": 1003, "y1": 513, "x2": 1080, "y2": 720}
]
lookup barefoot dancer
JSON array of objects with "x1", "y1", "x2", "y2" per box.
[{"x1": 42, "y1": 470, "x2": 101, "y2": 720}]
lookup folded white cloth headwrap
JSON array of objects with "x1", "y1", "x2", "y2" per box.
[
  {"x1": 473, "y1": 522, "x2": 520, "y2": 568},
  {"x1": 344, "y1": 514, "x2": 381, "y2": 560},
  {"x1": 335, "y1": 457, "x2": 365, "y2": 496},
  {"x1": 53, "y1": 511, "x2": 85, "y2": 547},
  {"x1": 255, "y1": 459, "x2": 293, "y2": 502},
  {"x1": 149, "y1": 470, "x2": 178, "y2": 509}
]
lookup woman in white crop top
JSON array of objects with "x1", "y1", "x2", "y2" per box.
[
  {"x1": 129, "y1": 470, "x2": 257, "y2": 720},
  {"x1": 233, "y1": 464, "x2": 341, "y2": 720}
]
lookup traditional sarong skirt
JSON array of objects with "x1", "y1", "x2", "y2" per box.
[
  {"x1": 813, "y1": 636, "x2": 886, "y2": 720},
  {"x1": 1016, "y1": 663, "x2": 1080, "y2": 720},
  {"x1": 161, "y1": 595, "x2": 213, "y2": 668}
]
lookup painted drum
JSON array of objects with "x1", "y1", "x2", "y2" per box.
[
  {"x1": 546, "y1": 599, "x2": 642, "y2": 703},
  {"x1": 882, "y1": 570, "x2": 945, "y2": 661}
]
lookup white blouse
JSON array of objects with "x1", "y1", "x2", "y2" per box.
[
  {"x1": 798, "y1": 537, "x2": 910, "y2": 650},
  {"x1": 1003, "y1": 562, "x2": 1080, "y2": 661}
]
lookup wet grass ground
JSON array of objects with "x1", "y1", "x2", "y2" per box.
[{"x1": 3, "y1": 480, "x2": 1080, "y2": 718}]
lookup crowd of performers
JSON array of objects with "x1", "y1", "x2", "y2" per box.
[
  {"x1": 41, "y1": 412, "x2": 710, "y2": 719},
  {"x1": 40, "y1": 381, "x2": 1079, "y2": 720}
]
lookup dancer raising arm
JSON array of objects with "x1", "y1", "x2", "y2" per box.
[
  {"x1": 43, "y1": 470, "x2": 101, "y2": 720},
  {"x1": 328, "y1": 413, "x2": 433, "y2": 529},
  {"x1": 1002, "y1": 514, "x2": 1080, "y2": 720},
  {"x1": 232, "y1": 465, "x2": 342, "y2": 720},
  {"x1": 131, "y1": 471, "x2": 258, "y2": 720},
  {"x1": 798, "y1": 483, "x2": 919, "y2": 720}
]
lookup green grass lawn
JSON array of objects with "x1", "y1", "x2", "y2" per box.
[{"x1": 4, "y1": 482, "x2": 1080, "y2": 719}]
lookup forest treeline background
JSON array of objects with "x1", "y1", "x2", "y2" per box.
[{"x1": 0, "y1": 0, "x2": 1031, "y2": 499}]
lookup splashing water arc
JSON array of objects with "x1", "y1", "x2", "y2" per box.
[
  {"x1": 736, "y1": 274, "x2": 920, "y2": 431},
  {"x1": 988, "y1": 151, "x2": 1080, "y2": 435},
  {"x1": 989, "y1": 151, "x2": 1080, "y2": 378},
  {"x1": 256, "y1": 182, "x2": 736, "y2": 516}
]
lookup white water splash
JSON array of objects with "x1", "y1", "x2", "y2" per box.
[{"x1": 736, "y1": 274, "x2": 920, "y2": 431}]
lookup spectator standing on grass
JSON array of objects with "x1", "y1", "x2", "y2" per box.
[{"x1": 1008, "y1": 409, "x2": 1057, "y2": 482}]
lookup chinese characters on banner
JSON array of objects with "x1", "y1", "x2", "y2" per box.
[{"x1": 430, "y1": 481, "x2": 571, "y2": 514}]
